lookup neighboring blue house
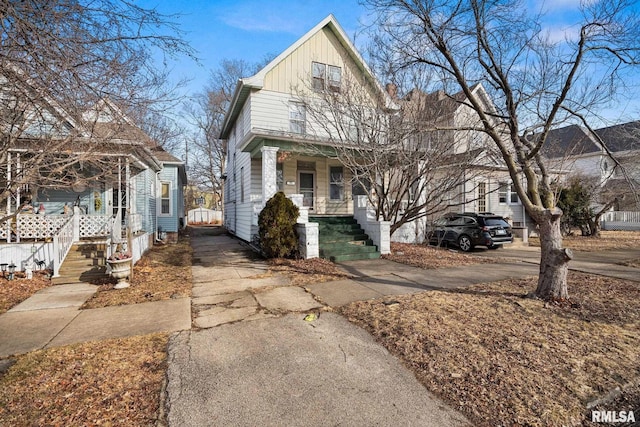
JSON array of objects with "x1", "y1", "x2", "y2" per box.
[{"x1": 1, "y1": 94, "x2": 186, "y2": 277}]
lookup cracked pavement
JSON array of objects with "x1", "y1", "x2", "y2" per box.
[{"x1": 163, "y1": 227, "x2": 471, "y2": 426}]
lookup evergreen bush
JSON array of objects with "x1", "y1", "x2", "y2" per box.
[{"x1": 258, "y1": 192, "x2": 300, "y2": 258}]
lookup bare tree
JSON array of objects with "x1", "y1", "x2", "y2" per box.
[
  {"x1": 365, "y1": 0, "x2": 640, "y2": 300},
  {"x1": 187, "y1": 58, "x2": 273, "y2": 211},
  {"x1": 299, "y1": 72, "x2": 483, "y2": 235},
  {"x1": 1, "y1": 0, "x2": 193, "y2": 221}
]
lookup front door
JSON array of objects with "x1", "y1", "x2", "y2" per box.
[{"x1": 298, "y1": 171, "x2": 315, "y2": 209}]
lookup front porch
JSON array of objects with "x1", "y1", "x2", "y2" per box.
[{"x1": 0, "y1": 210, "x2": 146, "y2": 278}]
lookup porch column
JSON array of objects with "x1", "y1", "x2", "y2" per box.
[{"x1": 261, "y1": 146, "x2": 279, "y2": 204}]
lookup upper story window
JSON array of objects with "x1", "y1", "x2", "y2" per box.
[
  {"x1": 289, "y1": 102, "x2": 306, "y2": 134},
  {"x1": 312, "y1": 61, "x2": 341, "y2": 92}
]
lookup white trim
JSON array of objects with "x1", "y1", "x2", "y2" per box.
[{"x1": 158, "y1": 181, "x2": 172, "y2": 217}]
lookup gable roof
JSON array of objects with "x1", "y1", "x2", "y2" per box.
[
  {"x1": 403, "y1": 83, "x2": 490, "y2": 124},
  {"x1": 543, "y1": 121, "x2": 640, "y2": 158},
  {"x1": 594, "y1": 121, "x2": 640, "y2": 152},
  {"x1": 219, "y1": 14, "x2": 385, "y2": 139}
]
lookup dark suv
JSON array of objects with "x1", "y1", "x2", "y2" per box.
[{"x1": 428, "y1": 212, "x2": 513, "y2": 251}]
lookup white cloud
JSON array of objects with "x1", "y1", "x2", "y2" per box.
[{"x1": 543, "y1": 24, "x2": 581, "y2": 43}]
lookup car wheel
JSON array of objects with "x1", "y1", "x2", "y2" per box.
[
  {"x1": 488, "y1": 244, "x2": 500, "y2": 250},
  {"x1": 458, "y1": 235, "x2": 473, "y2": 252}
]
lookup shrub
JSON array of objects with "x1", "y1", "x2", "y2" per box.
[{"x1": 258, "y1": 192, "x2": 300, "y2": 258}]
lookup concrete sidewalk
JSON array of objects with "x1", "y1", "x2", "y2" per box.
[
  {"x1": 475, "y1": 246, "x2": 640, "y2": 282},
  {"x1": 0, "y1": 284, "x2": 191, "y2": 358}
]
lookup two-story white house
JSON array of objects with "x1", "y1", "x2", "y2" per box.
[{"x1": 219, "y1": 15, "x2": 392, "y2": 261}]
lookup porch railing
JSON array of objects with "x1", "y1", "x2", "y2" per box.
[
  {"x1": 1, "y1": 213, "x2": 120, "y2": 241},
  {"x1": 79, "y1": 215, "x2": 114, "y2": 238},
  {"x1": 52, "y1": 215, "x2": 74, "y2": 277}
]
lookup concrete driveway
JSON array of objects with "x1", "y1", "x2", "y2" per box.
[{"x1": 164, "y1": 227, "x2": 639, "y2": 426}]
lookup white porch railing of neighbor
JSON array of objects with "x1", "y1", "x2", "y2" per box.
[
  {"x1": 1, "y1": 213, "x2": 118, "y2": 241},
  {"x1": 79, "y1": 215, "x2": 114, "y2": 238},
  {"x1": 52, "y1": 216, "x2": 74, "y2": 277},
  {"x1": 13, "y1": 214, "x2": 70, "y2": 241},
  {"x1": 601, "y1": 211, "x2": 640, "y2": 231}
]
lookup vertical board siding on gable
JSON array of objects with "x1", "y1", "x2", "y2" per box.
[
  {"x1": 262, "y1": 28, "x2": 351, "y2": 93},
  {"x1": 158, "y1": 166, "x2": 178, "y2": 233}
]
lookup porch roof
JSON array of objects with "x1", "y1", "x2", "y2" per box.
[
  {"x1": 11, "y1": 137, "x2": 164, "y2": 171},
  {"x1": 242, "y1": 131, "x2": 341, "y2": 158}
]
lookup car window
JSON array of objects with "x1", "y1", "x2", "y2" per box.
[
  {"x1": 448, "y1": 216, "x2": 465, "y2": 226},
  {"x1": 463, "y1": 217, "x2": 477, "y2": 225},
  {"x1": 484, "y1": 218, "x2": 510, "y2": 227},
  {"x1": 433, "y1": 218, "x2": 448, "y2": 226}
]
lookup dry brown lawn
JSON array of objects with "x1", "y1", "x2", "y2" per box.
[
  {"x1": 340, "y1": 272, "x2": 640, "y2": 426},
  {"x1": 0, "y1": 235, "x2": 192, "y2": 426},
  {"x1": 383, "y1": 242, "x2": 499, "y2": 268},
  {"x1": 0, "y1": 334, "x2": 168, "y2": 426},
  {"x1": 267, "y1": 257, "x2": 353, "y2": 286},
  {"x1": 82, "y1": 236, "x2": 193, "y2": 309},
  {"x1": 0, "y1": 271, "x2": 52, "y2": 314},
  {"x1": 529, "y1": 230, "x2": 640, "y2": 251}
]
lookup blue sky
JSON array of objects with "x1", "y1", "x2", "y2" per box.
[
  {"x1": 139, "y1": 0, "x2": 638, "y2": 123},
  {"x1": 139, "y1": 0, "x2": 370, "y2": 97}
]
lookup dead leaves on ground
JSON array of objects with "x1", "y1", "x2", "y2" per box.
[
  {"x1": 340, "y1": 271, "x2": 640, "y2": 426},
  {"x1": 82, "y1": 237, "x2": 193, "y2": 309},
  {"x1": 0, "y1": 272, "x2": 52, "y2": 314},
  {"x1": 268, "y1": 257, "x2": 352, "y2": 286},
  {"x1": 0, "y1": 334, "x2": 169, "y2": 427},
  {"x1": 530, "y1": 230, "x2": 640, "y2": 252},
  {"x1": 383, "y1": 242, "x2": 498, "y2": 269}
]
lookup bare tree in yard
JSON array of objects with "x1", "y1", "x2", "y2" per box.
[
  {"x1": 1, "y1": 0, "x2": 193, "y2": 222},
  {"x1": 300, "y1": 72, "x2": 482, "y2": 235},
  {"x1": 187, "y1": 58, "x2": 272, "y2": 212},
  {"x1": 365, "y1": 0, "x2": 640, "y2": 300}
]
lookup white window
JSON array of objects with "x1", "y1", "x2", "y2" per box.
[
  {"x1": 329, "y1": 166, "x2": 344, "y2": 200},
  {"x1": 289, "y1": 103, "x2": 306, "y2": 134},
  {"x1": 498, "y1": 182, "x2": 519, "y2": 204},
  {"x1": 312, "y1": 61, "x2": 341, "y2": 92},
  {"x1": 328, "y1": 65, "x2": 342, "y2": 92},
  {"x1": 160, "y1": 181, "x2": 171, "y2": 216},
  {"x1": 312, "y1": 62, "x2": 326, "y2": 91}
]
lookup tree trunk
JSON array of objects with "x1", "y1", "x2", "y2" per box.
[{"x1": 534, "y1": 208, "x2": 573, "y2": 300}]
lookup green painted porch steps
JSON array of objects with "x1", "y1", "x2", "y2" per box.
[
  {"x1": 310, "y1": 215, "x2": 380, "y2": 262},
  {"x1": 53, "y1": 242, "x2": 108, "y2": 285}
]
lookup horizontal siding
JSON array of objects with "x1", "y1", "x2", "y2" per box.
[
  {"x1": 250, "y1": 90, "x2": 290, "y2": 133},
  {"x1": 158, "y1": 166, "x2": 179, "y2": 233},
  {"x1": 234, "y1": 201, "x2": 254, "y2": 241},
  {"x1": 251, "y1": 158, "x2": 262, "y2": 201}
]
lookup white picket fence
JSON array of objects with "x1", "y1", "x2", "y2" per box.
[
  {"x1": 601, "y1": 211, "x2": 640, "y2": 231},
  {"x1": 187, "y1": 208, "x2": 221, "y2": 224}
]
